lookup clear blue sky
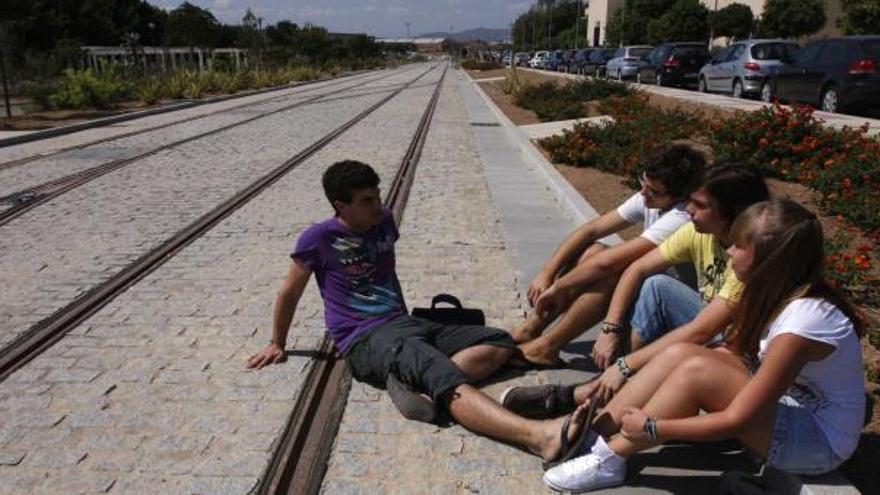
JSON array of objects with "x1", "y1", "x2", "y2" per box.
[{"x1": 147, "y1": 1, "x2": 534, "y2": 38}]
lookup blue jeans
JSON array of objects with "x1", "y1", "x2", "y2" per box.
[
  {"x1": 766, "y1": 396, "x2": 844, "y2": 475},
  {"x1": 629, "y1": 274, "x2": 703, "y2": 344}
]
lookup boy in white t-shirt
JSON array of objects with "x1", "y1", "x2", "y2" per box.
[{"x1": 512, "y1": 143, "x2": 707, "y2": 366}]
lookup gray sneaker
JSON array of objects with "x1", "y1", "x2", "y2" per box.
[
  {"x1": 500, "y1": 383, "x2": 576, "y2": 419},
  {"x1": 386, "y1": 374, "x2": 437, "y2": 424}
]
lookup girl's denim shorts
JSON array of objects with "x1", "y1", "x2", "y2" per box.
[{"x1": 766, "y1": 396, "x2": 845, "y2": 475}]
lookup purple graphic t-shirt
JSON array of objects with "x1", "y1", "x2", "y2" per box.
[{"x1": 291, "y1": 208, "x2": 406, "y2": 353}]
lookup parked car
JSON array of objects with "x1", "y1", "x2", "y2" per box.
[
  {"x1": 569, "y1": 48, "x2": 593, "y2": 74},
  {"x1": 530, "y1": 51, "x2": 550, "y2": 68},
  {"x1": 515, "y1": 52, "x2": 531, "y2": 66},
  {"x1": 605, "y1": 45, "x2": 654, "y2": 80},
  {"x1": 557, "y1": 49, "x2": 576, "y2": 73},
  {"x1": 581, "y1": 47, "x2": 617, "y2": 76},
  {"x1": 545, "y1": 50, "x2": 566, "y2": 71},
  {"x1": 762, "y1": 36, "x2": 880, "y2": 113},
  {"x1": 637, "y1": 42, "x2": 709, "y2": 87},
  {"x1": 698, "y1": 39, "x2": 799, "y2": 98}
]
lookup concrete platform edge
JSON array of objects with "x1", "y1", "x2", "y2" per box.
[{"x1": 462, "y1": 69, "x2": 621, "y2": 247}]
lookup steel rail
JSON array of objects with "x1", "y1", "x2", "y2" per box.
[
  {"x1": 0, "y1": 69, "x2": 381, "y2": 171},
  {"x1": 254, "y1": 63, "x2": 448, "y2": 495},
  {"x1": 0, "y1": 64, "x2": 439, "y2": 384},
  {"x1": 0, "y1": 67, "x2": 420, "y2": 228}
]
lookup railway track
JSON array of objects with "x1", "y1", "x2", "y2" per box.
[
  {"x1": 255, "y1": 64, "x2": 448, "y2": 495},
  {"x1": 0, "y1": 69, "x2": 381, "y2": 170},
  {"x1": 0, "y1": 63, "x2": 441, "y2": 383},
  {"x1": 0, "y1": 67, "x2": 419, "y2": 227}
]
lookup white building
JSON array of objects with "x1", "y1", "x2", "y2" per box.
[{"x1": 584, "y1": 0, "x2": 843, "y2": 47}]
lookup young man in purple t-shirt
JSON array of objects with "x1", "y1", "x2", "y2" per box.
[{"x1": 247, "y1": 160, "x2": 593, "y2": 464}]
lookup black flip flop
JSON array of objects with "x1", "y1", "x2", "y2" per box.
[
  {"x1": 541, "y1": 398, "x2": 599, "y2": 471},
  {"x1": 507, "y1": 351, "x2": 568, "y2": 370}
]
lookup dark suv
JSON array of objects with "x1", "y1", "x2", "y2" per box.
[
  {"x1": 763, "y1": 36, "x2": 880, "y2": 114},
  {"x1": 638, "y1": 42, "x2": 710, "y2": 87}
]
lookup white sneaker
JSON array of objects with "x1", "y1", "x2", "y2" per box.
[{"x1": 542, "y1": 452, "x2": 626, "y2": 493}]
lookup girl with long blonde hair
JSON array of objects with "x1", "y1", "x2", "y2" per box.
[{"x1": 543, "y1": 199, "x2": 866, "y2": 492}]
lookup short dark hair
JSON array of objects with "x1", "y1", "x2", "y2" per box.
[
  {"x1": 642, "y1": 142, "x2": 707, "y2": 199},
  {"x1": 322, "y1": 160, "x2": 380, "y2": 213},
  {"x1": 701, "y1": 160, "x2": 769, "y2": 225}
]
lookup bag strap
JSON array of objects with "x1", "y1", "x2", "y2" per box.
[{"x1": 431, "y1": 293, "x2": 464, "y2": 309}]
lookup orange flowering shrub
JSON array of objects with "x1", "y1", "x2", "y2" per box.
[
  {"x1": 540, "y1": 94, "x2": 706, "y2": 180},
  {"x1": 709, "y1": 103, "x2": 880, "y2": 233}
]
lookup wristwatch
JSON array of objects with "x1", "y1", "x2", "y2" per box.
[{"x1": 600, "y1": 321, "x2": 622, "y2": 334}]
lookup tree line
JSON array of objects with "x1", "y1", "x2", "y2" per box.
[
  {"x1": 512, "y1": 0, "x2": 880, "y2": 51},
  {"x1": 0, "y1": 0, "x2": 383, "y2": 79}
]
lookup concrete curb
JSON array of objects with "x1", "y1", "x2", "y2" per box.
[
  {"x1": 0, "y1": 70, "x2": 371, "y2": 148},
  {"x1": 463, "y1": 69, "x2": 621, "y2": 247}
]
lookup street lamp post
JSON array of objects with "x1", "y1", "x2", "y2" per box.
[
  {"x1": 547, "y1": 0, "x2": 553, "y2": 51},
  {"x1": 575, "y1": 0, "x2": 580, "y2": 50}
]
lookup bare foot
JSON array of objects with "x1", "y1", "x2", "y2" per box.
[
  {"x1": 510, "y1": 313, "x2": 548, "y2": 344},
  {"x1": 518, "y1": 340, "x2": 561, "y2": 366},
  {"x1": 536, "y1": 402, "x2": 591, "y2": 461}
]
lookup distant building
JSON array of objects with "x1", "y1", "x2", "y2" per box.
[{"x1": 584, "y1": 0, "x2": 843, "y2": 47}]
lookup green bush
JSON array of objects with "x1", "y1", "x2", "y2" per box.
[
  {"x1": 20, "y1": 81, "x2": 58, "y2": 110},
  {"x1": 460, "y1": 59, "x2": 504, "y2": 71},
  {"x1": 49, "y1": 68, "x2": 130, "y2": 109},
  {"x1": 135, "y1": 77, "x2": 165, "y2": 105},
  {"x1": 540, "y1": 93, "x2": 707, "y2": 177},
  {"x1": 514, "y1": 79, "x2": 635, "y2": 122}
]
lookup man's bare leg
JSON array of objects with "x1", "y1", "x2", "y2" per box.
[
  {"x1": 519, "y1": 273, "x2": 618, "y2": 365},
  {"x1": 451, "y1": 344, "x2": 514, "y2": 382},
  {"x1": 446, "y1": 383, "x2": 592, "y2": 461},
  {"x1": 510, "y1": 243, "x2": 608, "y2": 344}
]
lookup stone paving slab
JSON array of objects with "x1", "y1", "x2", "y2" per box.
[
  {"x1": 0, "y1": 65, "x2": 429, "y2": 350},
  {"x1": 520, "y1": 67, "x2": 880, "y2": 137},
  {"x1": 0, "y1": 65, "x2": 446, "y2": 495}
]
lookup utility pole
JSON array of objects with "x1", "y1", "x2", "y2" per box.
[
  {"x1": 547, "y1": 0, "x2": 553, "y2": 51},
  {"x1": 621, "y1": 2, "x2": 626, "y2": 47},
  {"x1": 575, "y1": 0, "x2": 580, "y2": 50},
  {"x1": 708, "y1": 0, "x2": 718, "y2": 48}
]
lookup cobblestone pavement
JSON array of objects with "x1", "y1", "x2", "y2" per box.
[
  {"x1": 0, "y1": 65, "x2": 445, "y2": 494},
  {"x1": 0, "y1": 69, "x2": 406, "y2": 199},
  {"x1": 0, "y1": 64, "x2": 431, "y2": 349},
  {"x1": 0, "y1": 70, "x2": 390, "y2": 167},
  {"x1": 320, "y1": 70, "x2": 558, "y2": 494}
]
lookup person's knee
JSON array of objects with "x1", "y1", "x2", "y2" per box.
[
  {"x1": 672, "y1": 354, "x2": 716, "y2": 383},
  {"x1": 577, "y1": 242, "x2": 607, "y2": 264},
  {"x1": 640, "y1": 274, "x2": 675, "y2": 299},
  {"x1": 660, "y1": 342, "x2": 700, "y2": 363}
]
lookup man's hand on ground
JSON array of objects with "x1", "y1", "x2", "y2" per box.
[
  {"x1": 591, "y1": 332, "x2": 620, "y2": 370},
  {"x1": 534, "y1": 284, "x2": 568, "y2": 321},
  {"x1": 246, "y1": 343, "x2": 287, "y2": 369},
  {"x1": 527, "y1": 272, "x2": 554, "y2": 306}
]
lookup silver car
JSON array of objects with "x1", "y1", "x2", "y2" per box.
[
  {"x1": 530, "y1": 50, "x2": 550, "y2": 69},
  {"x1": 605, "y1": 45, "x2": 654, "y2": 80},
  {"x1": 698, "y1": 39, "x2": 800, "y2": 98}
]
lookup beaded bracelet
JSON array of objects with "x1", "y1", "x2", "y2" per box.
[
  {"x1": 643, "y1": 416, "x2": 658, "y2": 442},
  {"x1": 615, "y1": 356, "x2": 633, "y2": 379}
]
